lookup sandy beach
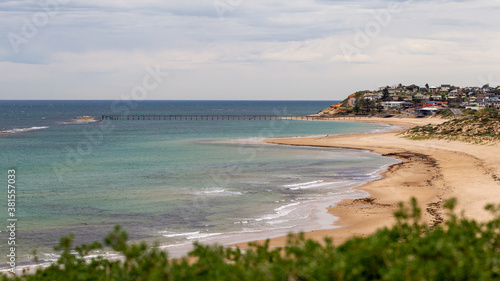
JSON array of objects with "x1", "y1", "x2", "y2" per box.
[{"x1": 235, "y1": 117, "x2": 500, "y2": 248}]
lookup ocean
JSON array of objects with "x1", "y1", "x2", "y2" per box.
[{"x1": 0, "y1": 100, "x2": 399, "y2": 267}]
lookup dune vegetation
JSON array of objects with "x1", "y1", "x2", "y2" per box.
[
  {"x1": 2, "y1": 198, "x2": 499, "y2": 281},
  {"x1": 404, "y1": 108, "x2": 500, "y2": 143}
]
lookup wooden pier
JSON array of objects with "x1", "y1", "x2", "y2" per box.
[
  {"x1": 102, "y1": 114, "x2": 301, "y2": 121},
  {"x1": 101, "y1": 114, "x2": 374, "y2": 121}
]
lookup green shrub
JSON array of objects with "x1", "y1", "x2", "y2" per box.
[
  {"x1": 404, "y1": 109, "x2": 500, "y2": 142},
  {"x1": 3, "y1": 198, "x2": 499, "y2": 280},
  {"x1": 436, "y1": 109, "x2": 455, "y2": 118}
]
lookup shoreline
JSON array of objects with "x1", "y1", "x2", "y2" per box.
[
  {"x1": 234, "y1": 117, "x2": 500, "y2": 249},
  {"x1": 7, "y1": 117, "x2": 500, "y2": 274}
]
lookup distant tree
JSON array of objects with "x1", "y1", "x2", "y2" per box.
[
  {"x1": 495, "y1": 87, "x2": 500, "y2": 95},
  {"x1": 358, "y1": 98, "x2": 367, "y2": 114},
  {"x1": 361, "y1": 99, "x2": 369, "y2": 114},
  {"x1": 353, "y1": 97, "x2": 361, "y2": 114},
  {"x1": 382, "y1": 88, "x2": 390, "y2": 101},
  {"x1": 376, "y1": 100, "x2": 383, "y2": 112},
  {"x1": 425, "y1": 83, "x2": 429, "y2": 89},
  {"x1": 406, "y1": 84, "x2": 417, "y2": 91},
  {"x1": 353, "y1": 98, "x2": 375, "y2": 115},
  {"x1": 364, "y1": 99, "x2": 376, "y2": 114}
]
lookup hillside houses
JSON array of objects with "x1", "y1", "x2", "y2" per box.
[
  {"x1": 340, "y1": 83, "x2": 500, "y2": 114},
  {"x1": 364, "y1": 93, "x2": 382, "y2": 101}
]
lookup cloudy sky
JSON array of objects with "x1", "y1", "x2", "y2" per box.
[{"x1": 1, "y1": 0, "x2": 499, "y2": 100}]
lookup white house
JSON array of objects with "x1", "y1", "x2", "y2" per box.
[
  {"x1": 364, "y1": 93, "x2": 382, "y2": 101},
  {"x1": 382, "y1": 101, "x2": 413, "y2": 109},
  {"x1": 449, "y1": 89, "x2": 460, "y2": 97}
]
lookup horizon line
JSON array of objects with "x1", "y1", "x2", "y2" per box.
[{"x1": 0, "y1": 99, "x2": 342, "y2": 102}]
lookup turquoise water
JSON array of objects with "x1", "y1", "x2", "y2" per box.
[{"x1": 0, "y1": 100, "x2": 398, "y2": 265}]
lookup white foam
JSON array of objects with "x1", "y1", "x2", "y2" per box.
[
  {"x1": 0, "y1": 126, "x2": 49, "y2": 134},
  {"x1": 201, "y1": 188, "x2": 225, "y2": 194},
  {"x1": 155, "y1": 153, "x2": 398, "y2": 259},
  {"x1": 41, "y1": 253, "x2": 61, "y2": 262},
  {"x1": 255, "y1": 202, "x2": 300, "y2": 222},
  {"x1": 275, "y1": 202, "x2": 300, "y2": 212},
  {"x1": 192, "y1": 188, "x2": 242, "y2": 196},
  {"x1": 265, "y1": 219, "x2": 294, "y2": 225},
  {"x1": 186, "y1": 232, "x2": 222, "y2": 240},
  {"x1": 161, "y1": 230, "x2": 223, "y2": 240},
  {"x1": 284, "y1": 180, "x2": 355, "y2": 190},
  {"x1": 283, "y1": 180, "x2": 324, "y2": 188},
  {"x1": 161, "y1": 231, "x2": 201, "y2": 238}
]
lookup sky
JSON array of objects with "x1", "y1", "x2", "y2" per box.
[{"x1": 0, "y1": 0, "x2": 499, "y2": 100}]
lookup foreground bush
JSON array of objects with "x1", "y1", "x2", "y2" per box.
[{"x1": 3, "y1": 198, "x2": 500, "y2": 280}]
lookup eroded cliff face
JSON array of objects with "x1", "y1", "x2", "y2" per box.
[
  {"x1": 318, "y1": 93, "x2": 357, "y2": 116},
  {"x1": 318, "y1": 102, "x2": 344, "y2": 116}
]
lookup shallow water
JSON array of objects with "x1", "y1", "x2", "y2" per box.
[{"x1": 0, "y1": 100, "x2": 399, "y2": 265}]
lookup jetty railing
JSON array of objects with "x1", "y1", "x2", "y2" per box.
[{"x1": 100, "y1": 115, "x2": 375, "y2": 121}]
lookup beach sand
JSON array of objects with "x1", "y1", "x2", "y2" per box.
[{"x1": 234, "y1": 117, "x2": 500, "y2": 249}]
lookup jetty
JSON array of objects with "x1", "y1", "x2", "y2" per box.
[{"x1": 100, "y1": 115, "x2": 374, "y2": 121}]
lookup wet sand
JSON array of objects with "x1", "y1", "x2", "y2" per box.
[{"x1": 235, "y1": 117, "x2": 500, "y2": 248}]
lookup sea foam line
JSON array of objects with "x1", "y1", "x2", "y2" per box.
[
  {"x1": 283, "y1": 180, "x2": 324, "y2": 188},
  {"x1": 161, "y1": 231, "x2": 223, "y2": 240},
  {"x1": 254, "y1": 202, "x2": 301, "y2": 222},
  {"x1": 283, "y1": 180, "x2": 346, "y2": 190},
  {"x1": 0, "y1": 126, "x2": 49, "y2": 134},
  {"x1": 191, "y1": 188, "x2": 243, "y2": 196}
]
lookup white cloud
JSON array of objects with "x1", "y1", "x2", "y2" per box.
[{"x1": 1, "y1": 0, "x2": 500, "y2": 99}]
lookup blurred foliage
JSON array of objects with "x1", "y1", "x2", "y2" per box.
[{"x1": 2, "y1": 198, "x2": 499, "y2": 280}]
